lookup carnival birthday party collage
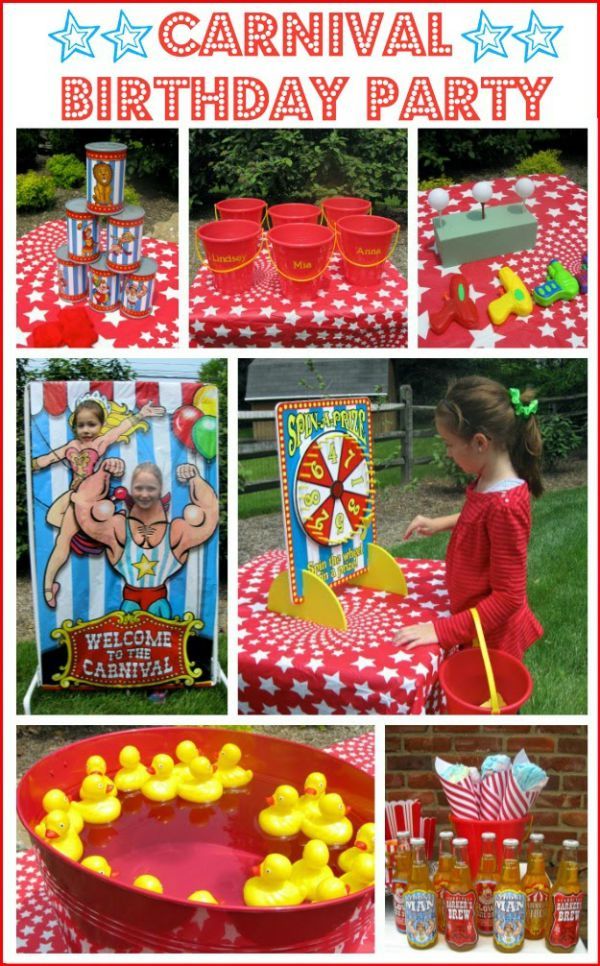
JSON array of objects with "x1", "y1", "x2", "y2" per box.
[{"x1": 4, "y1": 2, "x2": 596, "y2": 963}]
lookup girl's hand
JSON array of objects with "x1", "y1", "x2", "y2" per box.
[
  {"x1": 138, "y1": 403, "x2": 166, "y2": 420},
  {"x1": 404, "y1": 515, "x2": 440, "y2": 540},
  {"x1": 394, "y1": 622, "x2": 439, "y2": 650}
]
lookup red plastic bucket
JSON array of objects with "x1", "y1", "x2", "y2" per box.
[
  {"x1": 268, "y1": 203, "x2": 321, "y2": 228},
  {"x1": 17, "y1": 727, "x2": 373, "y2": 953},
  {"x1": 450, "y1": 814, "x2": 533, "y2": 878},
  {"x1": 215, "y1": 197, "x2": 266, "y2": 223},
  {"x1": 267, "y1": 223, "x2": 334, "y2": 298},
  {"x1": 438, "y1": 647, "x2": 533, "y2": 715},
  {"x1": 336, "y1": 214, "x2": 399, "y2": 287},
  {"x1": 197, "y1": 219, "x2": 262, "y2": 294},
  {"x1": 321, "y1": 196, "x2": 371, "y2": 231}
]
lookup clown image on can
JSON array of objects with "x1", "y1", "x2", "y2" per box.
[
  {"x1": 65, "y1": 199, "x2": 99, "y2": 263},
  {"x1": 121, "y1": 257, "x2": 158, "y2": 318},
  {"x1": 106, "y1": 206, "x2": 145, "y2": 273},
  {"x1": 85, "y1": 141, "x2": 127, "y2": 214},
  {"x1": 56, "y1": 244, "x2": 89, "y2": 303},
  {"x1": 88, "y1": 254, "x2": 122, "y2": 313}
]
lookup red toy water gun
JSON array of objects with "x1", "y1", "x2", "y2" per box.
[{"x1": 429, "y1": 274, "x2": 479, "y2": 335}]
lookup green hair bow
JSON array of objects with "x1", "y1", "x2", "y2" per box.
[{"x1": 509, "y1": 387, "x2": 538, "y2": 419}]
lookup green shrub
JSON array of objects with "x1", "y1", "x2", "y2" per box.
[
  {"x1": 419, "y1": 176, "x2": 453, "y2": 191},
  {"x1": 16, "y1": 171, "x2": 56, "y2": 210},
  {"x1": 513, "y1": 149, "x2": 565, "y2": 177},
  {"x1": 17, "y1": 131, "x2": 40, "y2": 172},
  {"x1": 124, "y1": 184, "x2": 141, "y2": 205},
  {"x1": 46, "y1": 153, "x2": 85, "y2": 188},
  {"x1": 539, "y1": 414, "x2": 582, "y2": 469}
]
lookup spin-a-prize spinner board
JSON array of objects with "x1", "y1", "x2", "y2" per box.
[{"x1": 276, "y1": 398, "x2": 375, "y2": 605}]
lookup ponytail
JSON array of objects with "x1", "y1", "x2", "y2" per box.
[{"x1": 508, "y1": 388, "x2": 544, "y2": 497}]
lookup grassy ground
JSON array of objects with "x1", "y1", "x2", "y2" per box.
[
  {"x1": 16, "y1": 635, "x2": 228, "y2": 715},
  {"x1": 389, "y1": 486, "x2": 588, "y2": 715},
  {"x1": 240, "y1": 434, "x2": 438, "y2": 518}
]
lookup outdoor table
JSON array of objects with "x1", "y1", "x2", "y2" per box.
[
  {"x1": 16, "y1": 731, "x2": 374, "y2": 954},
  {"x1": 16, "y1": 221, "x2": 179, "y2": 349},
  {"x1": 238, "y1": 549, "x2": 449, "y2": 715},
  {"x1": 418, "y1": 176, "x2": 587, "y2": 349},
  {"x1": 190, "y1": 252, "x2": 407, "y2": 348}
]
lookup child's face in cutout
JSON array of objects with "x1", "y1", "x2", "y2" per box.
[
  {"x1": 132, "y1": 470, "x2": 162, "y2": 510},
  {"x1": 435, "y1": 419, "x2": 487, "y2": 476},
  {"x1": 75, "y1": 407, "x2": 103, "y2": 442}
]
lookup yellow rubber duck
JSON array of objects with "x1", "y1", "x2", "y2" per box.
[
  {"x1": 81, "y1": 855, "x2": 113, "y2": 877},
  {"x1": 300, "y1": 792, "x2": 353, "y2": 846},
  {"x1": 313, "y1": 877, "x2": 350, "y2": 902},
  {"x1": 338, "y1": 821, "x2": 376, "y2": 873},
  {"x1": 290, "y1": 839, "x2": 333, "y2": 900},
  {"x1": 214, "y1": 743, "x2": 253, "y2": 789},
  {"x1": 141, "y1": 754, "x2": 178, "y2": 802},
  {"x1": 72, "y1": 775, "x2": 122, "y2": 825},
  {"x1": 173, "y1": 740, "x2": 200, "y2": 782},
  {"x1": 188, "y1": 890, "x2": 219, "y2": 904},
  {"x1": 114, "y1": 745, "x2": 150, "y2": 793},
  {"x1": 43, "y1": 809, "x2": 83, "y2": 862},
  {"x1": 134, "y1": 874, "x2": 163, "y2": 893},
  {"x1": 340, "y1": 853, "x2": 375, "y2": 893},
  {"x1": 178, "y1": 756, "x2": 224, "y2": 804},
  {"x1": 258, "y1": 785, "x2": 302, "y2": 838},
  {"x1": 243, "y1": 854, "x2": 304, "y2": 907},
  {"x1": 297, "y1": 772, "x2": 327, "y2": 819},
  {"x1": 34, "y1": 788, "x2": 84, "y2": 836},
  {"x1": 86, "y1": 755, "x2": 118, "y2": 797}
]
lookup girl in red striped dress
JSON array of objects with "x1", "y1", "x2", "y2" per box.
[{"x1": 394, "y1": 377, "x2": 543, "y2": 659}]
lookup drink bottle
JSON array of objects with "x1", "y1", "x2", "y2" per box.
[
  {"x1": 475, "y1": 831, "x2": 498, "y2": 936},
  {"x1": 493, "y1": 838, "x2": 526, "y2": 953},
  {"x1": 404, "y1": 837, "x2": 438, "y2": 950},
  {"x1": 444, "y1": 837, "x2": 478, "y2": 951},
  {"x1": 432, "y1": 830, "x2": 454, "y2": 932},
  {"x1": 522, "y1": 833, "x2": 551, "y2": 940},
  {"x1": 546, "y1": 839, "x2": 584, "y2": 953},
  {"x1": 392, "y1": 831, "x2": 412, "y2": 934}
]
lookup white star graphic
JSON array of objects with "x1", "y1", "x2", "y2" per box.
[{"x1": 322, "y1": 671, "x2": 344, "y2": 695}]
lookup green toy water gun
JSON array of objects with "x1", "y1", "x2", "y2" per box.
[{"x1": 533, "y1": 261, "x2": 579, "y2": 307}]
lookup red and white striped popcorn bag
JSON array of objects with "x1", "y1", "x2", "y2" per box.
[
  {"x1": 435, "y1": 759, "x2": 480, "y2": 820},
  {"x1": 480, "y1": 769, "x2": 510, "y2": 820},
  {"x1": 498, "y1": 770, "x2": 540, "y2": 819}
]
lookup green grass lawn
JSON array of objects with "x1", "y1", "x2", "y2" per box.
[
  {"x1": 389, "y1": 486, "x2": 587, "y2": 715},
  {"x1": 239, "y1": 435, "x2": 438, "y2": 518},
  {"x1": 16, "y1": 635, "x2": 228, "y2": 715}
]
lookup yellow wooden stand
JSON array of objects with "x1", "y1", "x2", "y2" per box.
[{"x1": 267, "y1": 543, "x2": 407, "y2": 631}]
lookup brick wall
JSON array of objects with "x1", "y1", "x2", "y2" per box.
[{"x1": 385, "y1": 725, "x2": 588, "y2": 875}]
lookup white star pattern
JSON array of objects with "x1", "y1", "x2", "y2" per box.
[{"x1": 418, "y1": 176, "x2": 587, "y2": 348}]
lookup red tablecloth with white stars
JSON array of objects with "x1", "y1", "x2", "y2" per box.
[
  {"x1": 189, "y1": 252, "x2": 407, "y2": 348},
  {"x1": 418, "y1": 176, "x2": 587, "y2": 349},
  {"x1": 238, "y1": 550, "x2": 448, "y2": 715},
  {"x1": 16, "y1": 732, "x2": 374, "y2": 954},
  {"x1": 16, "y1": 221, "x2": 179, "y2": 349}
]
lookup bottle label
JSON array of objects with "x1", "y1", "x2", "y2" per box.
[
  {"x1": 404, "y1": 890, "x2": 437, "y2": 948},
  {"x1": 494, "y1": 889, "x2": 526, "y2": 949},
  {"x1": 525, "y1": 888, "x2": 549, "y2": 938},
  {"x1": 445, "y1": 889, "x2": 477, "y2": 948},
  {"x1": 392, "y1": 879, "x2": 408, "y2": 933},
  {"x1": 476, "y1": 880, "x2": 496, "y2": 934},
  {"x1": 548, "y1": 891, "x2": 584, "y2": 949}
]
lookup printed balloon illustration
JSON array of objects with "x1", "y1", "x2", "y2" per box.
[
  {"x1": 172, "y1": 405, "x2": 202, "y2": 448},
  {"x1": 193, "y1": 385, "x2": 218, "y2": 418},
  {"x1": 192, "y1": 415, "x2": 217, "y2": 460}
]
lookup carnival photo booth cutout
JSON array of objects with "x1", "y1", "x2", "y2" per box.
[
  {"x1": 269, "y1": 397, "x2": 407, "y2": 630},
  {"x1": 26, "y1": 380, "x2": 219, "y2": 690}
]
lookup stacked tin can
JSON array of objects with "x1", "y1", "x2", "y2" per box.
[{"x1": 56, "y1": 141, "x2": 158, "y2": 318}]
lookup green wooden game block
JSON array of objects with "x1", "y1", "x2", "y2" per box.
[{"x1": 433, "y1": 204, "x2": 538, "y2": 267}]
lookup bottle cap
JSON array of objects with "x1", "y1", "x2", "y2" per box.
[
  {"x1": 529, "y1": 833, "x2": 545, "y2": 843},
  {"x1": 439, "y1": 830, "x2": 454, "y2": 840},
  {"x1": 410, "y1": 837, "x2": 425, "y2": 846},
  {"x1": 503, "y1": 838, "x2": 520, "y2": 847},
  {"x1": 481, "y1": 832, "x2": 496, "y2": 840},
  {"x1": 562, "y1": 839, "x2": 579, "y2": 849},
  {"x1": 396, "y1": 830, "x2": 410, "y2": 841},
  {"x1": 452, "y1": 837, "x2": 468, "y2": 847}
]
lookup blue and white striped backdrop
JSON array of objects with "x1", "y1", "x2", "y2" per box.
[{"x1": 27, "y1": 381, "x2": 219, "y2": 665}]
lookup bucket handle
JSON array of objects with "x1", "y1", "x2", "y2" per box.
[
  {"x1": 335, "y1": 225, "x2": 400, "y2": 268},
  {"x1": 470, "y1": 607, "x2": 501, "y2": 715},
  {"x1": 214, "y1": 202, "x2": 268, "y2": 227},
  {"x1": 263, "y1": 236, "x2": 336, "y2": 284},
  {"x1": 195, "y1": 229, "x2": 264, "y2": 274},
  {"x1": 321, "y1": 202, "x2": 372, "y2": 230}
]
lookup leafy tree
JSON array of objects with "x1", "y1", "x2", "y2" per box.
[{"x1": 198, "y1": 358, "x2": 228, "y2": 575}]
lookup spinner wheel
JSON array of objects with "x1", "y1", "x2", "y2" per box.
[{"x1": 294, "y1": 431, "x2": 372, "y2": 546}]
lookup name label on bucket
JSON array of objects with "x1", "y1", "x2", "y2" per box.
[
  {"x1": 293, "y1": 260, "x2": 312, "y2": 269},
  {"x1": 357, "y1": 247, "x2": 382, "y2": 256},
  {"x1": 212, "y1": 254, "x2": 244, "y2": 264}
]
